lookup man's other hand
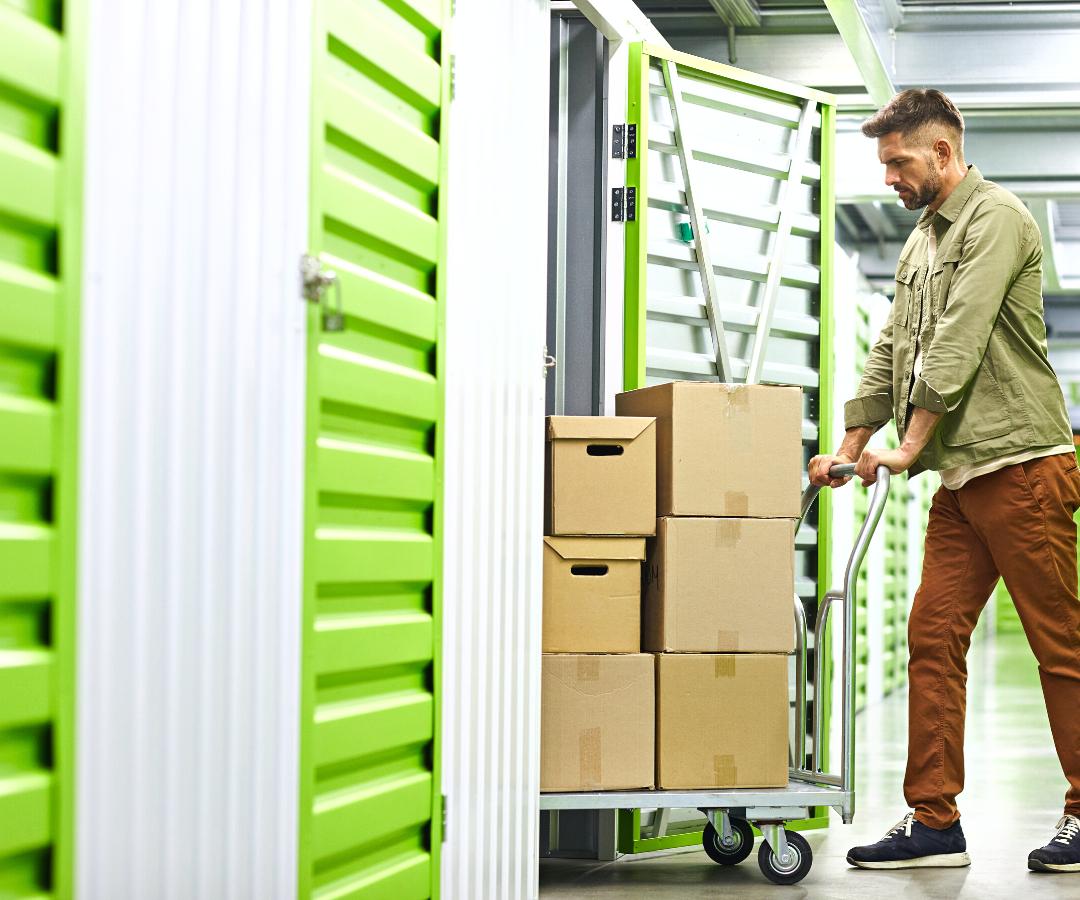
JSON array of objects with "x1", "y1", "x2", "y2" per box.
[
  {"x1": 809, "y1": 454, "x2": 855, "y2": 488},
  {"x1": 854, "y1": 446, "x2": 919, "y2": 486}
]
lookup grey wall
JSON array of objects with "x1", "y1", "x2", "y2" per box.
[{"x1": 547, "y1": 15, "x2": 608, "y2": 416}]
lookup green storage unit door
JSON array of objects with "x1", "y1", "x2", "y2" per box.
[
  {"x1": 0, "y1": 2, "x2": 82, "y2": 898},
  {"x1": 299, "y1": 0, "x2": 447, "y2": 897}
]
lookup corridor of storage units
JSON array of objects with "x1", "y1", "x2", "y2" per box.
[{"x1": 2, "y1": 0, "x2": 1080, "y2": 897}]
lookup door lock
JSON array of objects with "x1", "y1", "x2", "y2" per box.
[{"x1": 301, "y1": 254, "x2": 345, "y2": 332}]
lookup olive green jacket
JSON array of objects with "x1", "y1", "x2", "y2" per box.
[{"x1": 844, "y1": 165, "x2": 1071, "y2": 475}]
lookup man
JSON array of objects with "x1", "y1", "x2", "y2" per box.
[{"x1": 810, "y1": 89, "x2": 1080, "y2": 873}]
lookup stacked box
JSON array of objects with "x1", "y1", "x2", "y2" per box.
[
  {"x1": 541, "y1": 415, "x2": 657, "y2": 792},
  {"x1": 617, "y1": 382, "x2": 800, "y2": 790}
]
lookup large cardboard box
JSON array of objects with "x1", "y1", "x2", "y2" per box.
[
  {"x1": 545, "y1": 416, "x2": 656, "y2": 536},
  {"x1": 656, "y1": 653, "x2": 788, "y2": 790},
  {"x1": 544, "y1": 537, "x2": 646, "y2": 653},
  {"x1": 644, "y1": 517, "x2": 794, "y2": 653},
  {"x1": 615, "y1": 382, "x2": 802, "y2": 519},
  {"x1": 541, "y1": 653, "x2": 656, "y2": 791}
]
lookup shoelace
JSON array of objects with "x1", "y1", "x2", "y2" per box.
[
  {"x1": 1053, "y1": 815, "x2": 1080, "y2": 846},
  {"x1": 883, "y1": 812, "x2": 915, "y2": 841}
]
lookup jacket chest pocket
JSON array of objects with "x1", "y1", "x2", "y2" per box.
[
  {"x1": 894, "y1": 261, "x2": 921, "y2": 328},
  {"x1": 930, "y1": 242, "x2": 964, "y2": 315}
]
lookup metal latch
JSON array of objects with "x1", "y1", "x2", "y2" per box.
[{"x1": 300, "y1": 254, "x2": 345, "y2": 332}]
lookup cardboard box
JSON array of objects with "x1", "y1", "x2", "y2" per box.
[
  {"x1": 656, "y1": 653, "x2": 788, "y2": 790},
  {"x1": 644, "y1": 517, "x2": 794, "y2": 653},
  {"x1": 545, "y1": 416, "x2": 656, "y2": 536},
  {"x1": 541, "y1": 653, "x2": 656, "y2": 792},
  {"x1": 543, "y1": 537, "x2": 646, "y2": 653},
  {"x1": 615, "y1": 382, "x2": 802, "y2": 518}
]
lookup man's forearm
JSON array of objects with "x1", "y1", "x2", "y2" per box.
[
  {"x1": 900, "y1": 406, "x2": 943, "y2": 459},
  {"x1": 837, "y1": 426, "x2": 876, "y2": 463}
]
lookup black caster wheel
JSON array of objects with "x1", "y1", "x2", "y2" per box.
[
  {"x1": 758, "y1": 830, "x2": 812, "y2": 885},
  {"x1": 702, "y1": 818, "x2": 754, "y2": 865}
]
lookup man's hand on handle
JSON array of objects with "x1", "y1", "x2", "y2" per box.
[
  {"x1": 808, "y1": 453, "x2": 855, "y2": 488},
  {"x1": 809, "y1": 408, "x2": 943, "y2": 488}
]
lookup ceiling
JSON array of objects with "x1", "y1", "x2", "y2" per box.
[{"x1": 633, "y1": 0, "x2": 1080, "y2": 297}]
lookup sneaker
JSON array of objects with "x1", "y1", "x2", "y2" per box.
[
  {"x1": 1028, "y1": 815, "x2": 1080, "y2": 872},
  {"x1": 847, "y1": 812, "x2": 971, "y2": 869}
]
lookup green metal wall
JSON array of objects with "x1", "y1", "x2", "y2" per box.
[
  {"x1": 298, "y1": 0, "x2": 448, "y2": 896},
  {"x1": 0, "y1": 2, "x2": 82, "y2": 897}
]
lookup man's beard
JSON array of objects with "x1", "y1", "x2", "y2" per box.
[{"x1": 900, "y1": 158, "x2": 942, "y2": 210}]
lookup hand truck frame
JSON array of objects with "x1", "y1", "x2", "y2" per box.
[{"x1": 539, "y1": 463, "x2": 891, "y2": 884}]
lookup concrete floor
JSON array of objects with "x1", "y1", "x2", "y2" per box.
[{"x1": 539, "y1": 632, "x2": 1079, "y2": 898}]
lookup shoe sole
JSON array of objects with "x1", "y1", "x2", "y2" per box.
[
  {"x1": 847, "y1": 852, "x2": 971, "y2": 869},
  {"x1": 1029, "y1": 859, "x2": 1080, "y2": 873}
]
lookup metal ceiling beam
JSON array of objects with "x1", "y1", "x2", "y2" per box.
[
  {"x1": 706, "y1": 0, "x2": 762, "y2": 28},
  {"x1": 856, "y1": 201, "x2": 899, "y2": 240},
  {"x1": 572, "y1": 0, "x2": 669, "y2": 45},
  {"x1": 663, "y1": 24, "x2": 1080, "y2": 111},
  {"x1": 821, "y1": 0, "x2": 896, "y2": 106}
]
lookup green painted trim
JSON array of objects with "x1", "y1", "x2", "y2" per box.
[
  {"x1": 640, "y1": 42, "x2": 837, "y2": 107},
  {"x1": 616, "y1": 809, "x2": 831, "y2": 855},
  {"x1": 296, "y1": 2, "x2": 327, "y2": 894},
  {"x1": 54, "y1": 1, "x2": 87, "y2": 895},
  {"x1": 428, "y1": 0, "x2": 451, "y2": 893},
  {"x1": 623, "y1": 42, "x2": 649, "y2": 391}
]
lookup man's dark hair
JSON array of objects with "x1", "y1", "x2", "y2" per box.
[{"x1": 861, "y1": 89, "x2": 965, "y2": 160}]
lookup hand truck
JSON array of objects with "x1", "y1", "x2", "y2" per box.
[{"x1": 539, "y1": 463, "x2": 891, "y2": 884}]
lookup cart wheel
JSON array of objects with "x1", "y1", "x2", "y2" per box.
[
  {"x1": 702, "y1": 818, "x2": 754, "y2": 865},
  {"x1": 757, "y1": 830, "x2": 812, "y2": 885}
]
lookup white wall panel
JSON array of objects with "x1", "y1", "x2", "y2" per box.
[
  {"x1": 440, "y1": 1, "x2": 549, "y2": 898},
  {"x1": 77, "y1": 1, "x2": 311, "y2": 897}
]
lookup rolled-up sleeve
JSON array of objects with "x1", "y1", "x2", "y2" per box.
[
  {"x1": 844, "y1": 299, "x2": 899, "y2": 431},
  {"x1": 911, "y1": 202, "x2": 1025, "y2": 413}
]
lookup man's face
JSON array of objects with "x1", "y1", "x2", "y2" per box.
[{"x1": 877, "y1": 132, "x2": 942, "y2": 211}]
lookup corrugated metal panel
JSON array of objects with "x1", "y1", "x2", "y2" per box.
[
  {"x1": 298, "y1": 0, "x2": 446, "y2": 897},
  {"x1": 439, "y1": 1, "x2": 550, "y2": 898},
  {"x1": 0, "y1": 1, "x2": 80, "y2": 895},
  {"x1": 75, "y1": 1, "x2": 311, "y2": 896}
]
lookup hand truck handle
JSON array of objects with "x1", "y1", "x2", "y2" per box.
[{"x1": 791, "y1": 463, "x2": 891, "y2": 824}]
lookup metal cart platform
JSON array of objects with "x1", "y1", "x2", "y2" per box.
[{"x1": 540, "y1": 463, "x2": 891, "y2": 884}]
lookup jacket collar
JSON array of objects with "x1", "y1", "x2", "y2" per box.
[{"x1": 918, "y1": 164, "x2": 982, "y2": 234}]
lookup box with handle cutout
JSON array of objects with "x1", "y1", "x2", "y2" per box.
[
  {"x1": 544, "y1": 416, "x2": 656, "y2": 536},
  {"x1": 543, "y1": 536, "x2": 647, "y2": 653}
]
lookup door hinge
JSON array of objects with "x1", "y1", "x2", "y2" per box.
[
  {"x1": 441, "y1": 794, "x2": 448, "y2": 842},
  {"x1": 612, "y1": 187, "x2": 635, "y2": 222},
  {"x1": 611, "y1": 123, "x2": 636, "y2": 159},
  {"x1": 300, "y1": 253, "x2": 345, "y2": 332},
  {"x1": 450, "y1": 55, "x2": 456, "y2": 101},
  {"x1": 543, "y1": 345, "x2": 556, "y2": 377}
]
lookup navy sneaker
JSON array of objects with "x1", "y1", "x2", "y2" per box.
[
  {"x1": 1029, "y1": 815, "x2": 1080, "y2": 873},
  {"x1": 847, "y1": 812, "x2": 971, "y2": 869}
]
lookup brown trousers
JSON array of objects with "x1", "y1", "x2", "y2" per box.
[{"x1": 905, "y1": 452, "x2": 1080, "y2": 828}]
